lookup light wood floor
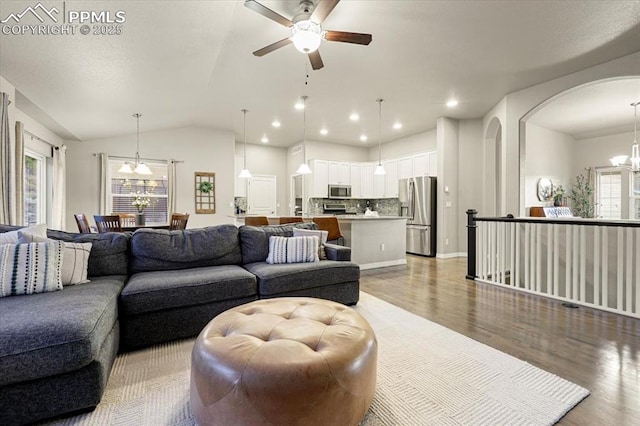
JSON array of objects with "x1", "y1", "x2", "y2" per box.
[{"x1": 360, "y1": 255, "x2": 639, "y2": 425}]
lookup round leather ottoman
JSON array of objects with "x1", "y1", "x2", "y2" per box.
[{"x1": 190, "y1": 297, "x2": 377, "y2": 426}]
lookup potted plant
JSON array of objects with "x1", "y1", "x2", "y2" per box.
[
  {"x1": 567, "y1": 173, "x2": 594, "y2": 218},
  {"x1": 552, "y1": 184, "x2": 565, "y2": 207},
  {"x1": 132, "y1": 192, "x2": 150, "y2": 225}
]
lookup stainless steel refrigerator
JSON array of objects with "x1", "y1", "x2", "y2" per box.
[{"x1": 399, "y1": 176, "x2": 436, "y2": 256}]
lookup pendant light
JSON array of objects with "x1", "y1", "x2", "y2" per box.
[
  {"x1": 238, "y1": 109, "x2": 252, "y2": 178},
  {"x1": 296, "y1": 95, "x2": 312, "y2": 174},
  {"x1": 610, "y1": 101, "x2": 640, "y2": 171},
  {"x1": 374, "y1": 99, "x2": 386, "y2": 175},
  {"x1": 119, "y1": 113, "x2": 152, "y2": 175}
]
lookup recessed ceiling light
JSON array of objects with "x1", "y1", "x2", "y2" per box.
[
  {"x1": 272, "y1": 120, "x2": 281, "y2": 128},
  {"x1": 261, "y1": 136, "x2": 269, "y2": 143},
  {"x1": 360, "y1": 134, "x2": 367, "y2": 142},
  {"x1": 393, "y1": 122, "x2": 402, "y2": 130},
  {"x1": 320, "y1": 128, "x2": 328, "y2": 136},
  {"x1": 294, "y1": 101, "x2": 305, "y2": 110},
  {"x1": 350, "y1": 113, "x2": 360, "y2": 121},
  {"x1": 446, "y1": 99, "x2": 459, "y2": 108}
]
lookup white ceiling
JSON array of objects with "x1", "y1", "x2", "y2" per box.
[{"x1": 1, "y1": 0, "x2": 640, "y2": 147}]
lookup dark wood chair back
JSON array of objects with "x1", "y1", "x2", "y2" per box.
[
  {"x1": 278, "y1": 217, "x2": 303, "y2": 225},
  {"x1": 313, "y1": 217, "x2": 345, "y2": 245},
  {"x1": 74, "y1": 213, "x2": 92, "y2": 233},
  {"x1": 244, "y1": 216, "x2": 269, "y2": 226},
  {"x1": 169, "y1": 213, "x2": 190, "y2": 230},
  {"x1": 94, "y1": 215, "x2": 123, "y2": 233},
  {"x1": 114, "y1": 213, "x2": 137, "y2": 227}
]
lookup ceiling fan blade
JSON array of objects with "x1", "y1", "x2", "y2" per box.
[
  {"x1": 325, "y1": 30, "x2": 372, "y2": 45},
  {"x1": 308, "y1": 50, "x2": 324, "y2": 70},
  {"x1": 253, "y1": 38, "x2": 292, "y2": 56},
  {"x1": 244, "y1": 0, "x2": 293, "y2": 27},
  {"x1": 310, "y1": 0, "x2": 340, "y2": 24}
]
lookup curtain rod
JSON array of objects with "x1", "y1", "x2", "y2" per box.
[{"x1": 92, "y1": 153, "x2": 184, "y2": 163}]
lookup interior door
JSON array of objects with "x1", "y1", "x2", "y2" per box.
[{"x1": 248, "y1": 175, "x2": 277, "y2": 216}]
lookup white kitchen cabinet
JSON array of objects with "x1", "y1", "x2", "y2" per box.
[
  {"x1": 428, "y1": 151, "x2": 438, "y2": 176},
  {"x1": 360, "y1": 163, "x2": 374, "y2": 198},
  {"x1": 412, "y1": 153, "x2": 428, "y2": 177},
  {"x1": 309, "y1": 159, "x2": 329, "y2": 198},
  {"x1": 384, "y1": 159, "x2": 399, "y2": 197},
  {"x1": 398, "y1": 156, "x2": 413, "y2": 179},
  {"x1": 234, "y1": 155, "x2": 247, "y2": 197},
  {"x1": 350, "y1": 163, "x2": 362, "y2": 198},
  {"x1": 328, "y1": 161, "x2": 351, "y2": 185},
  {"x1": 373, "y1": 168, "x2": 385, "y2": 198}
]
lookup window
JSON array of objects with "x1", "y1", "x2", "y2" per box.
[
  {"x1": 596, "y1": 170, "x2": 621, "y2": 220},
  {"x1": 632, "y1": 172, "x2": 640, "y2": 220},
  {"x1": 107, "y1": 159, "x2": 169, "y2": 224},
  {"x1": 24, "y1": 150, "x2": 46, "y2": 225}
]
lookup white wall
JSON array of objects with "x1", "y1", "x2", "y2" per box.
[
  {"x1": 305, "y1": 139, "x2": 369, "y2": 162},
  {"x1": 369, "y1": 129, "x2": 437, "y2": 161},
  {"x1": 66, "y1": 126, "x2": 235, "y2": 231},
  {"x1": 524, "y1": 122, "x2": 575, "y2": 209},
  {"x1": 235, "y1": 143, "x2": 288, "y2": 216},
  {"x1": 457, "y1": 119, "x2": 484, "y2": 252},
  {"x1": 573, "y1": 131, "x2": 635, "y2": 174}
]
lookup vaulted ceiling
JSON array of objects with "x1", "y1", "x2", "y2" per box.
[{"x1": 1, "y1": 0, "x2": 639, "y2": 147}]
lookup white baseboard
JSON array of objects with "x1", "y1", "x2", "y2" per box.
[
  {"x1": 358, "y1": 259, "x2": 407, "y2": 270},
  {"x1": 436, "y1": 252, "x2": 467, "y2": 259}
]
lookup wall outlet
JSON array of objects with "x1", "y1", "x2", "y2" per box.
[{"x1": 380, "y1": 243, "x2": 385, "y2": 251}]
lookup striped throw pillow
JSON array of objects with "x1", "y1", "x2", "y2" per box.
[
  {"x1": 266, "y1": 236, "x2": 319, "y2": 264},
  {"x1": 0, "y1": 241, "x2": 64, "y2": 297}
]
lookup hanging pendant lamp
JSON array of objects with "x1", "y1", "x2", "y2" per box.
[
  {"x1": 238, "y1": 109, "x2": 252, "y2": 178},
  {"x1": 119, "y1": 113, "x2": 152, "y2": 175},
  {"x1": 296, "y1": 96, "x2": 312, "y2": 175},
  {"x1": 374, "y1": 99, "x2": 386, "y2": 175}
]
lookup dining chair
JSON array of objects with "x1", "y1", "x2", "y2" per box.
[
  {"x1": 244, "y1": 216, "x2": 269, "y2": 226},
  {"x1": 169, "y1": 213, "x2": 190, "y2": 230},
  {"x1": 278, "y1": 217, "x2": 303, "y2": 225},
  {"x1": 312, "y1": 217, "x2": 345, "y2": 245},
  {"x1": 114, "y1": 213, "x2": 137, "y2": 228},
  {"x1": 74, "y1": 213, "x2": 93, "y2": 233},
  {"x1": 94, "y1": 215, "x2": 123, "y2": 233}
]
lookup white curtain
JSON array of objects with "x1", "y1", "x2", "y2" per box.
[
  {"x1": 168, "y1": 159, "x2": 177, "y2": 216},
  {"x1": 99, "y1": 153, "x2": 109, "y2": 214},
  {"x1": 0, "y1": 92, "x2": 13, "y2": 224},
  {"x1": 52, "y1": 145, "x2": 66, "y2": 230},
  {"x1": 14, "y1": 122, "x2": 24, "y2": 226}
]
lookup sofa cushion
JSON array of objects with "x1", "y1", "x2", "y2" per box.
[
  {"x1": 0, "y1": 241, "x2": 64, "y2": 297},
  {"x1": 46, "y1": 229, "x2": 130, "y2": 277},
  {"x1": 0, "y1": 275, "x2": 126, "y2": 386},
  {"x1": 120, "y1": 265, "x2": 257, "y2": 316},
  {"x1": 239, "y1": 222, "x2": 318, "y2": 264},
  {"x1": 243, "y1": 260, "x2": 360, "y2": 297},
  {"x1": 130, "y1": 225, "x2": 243, "y2": 273}
]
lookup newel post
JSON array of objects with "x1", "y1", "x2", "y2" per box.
[{"x1": 466, "y1": 209, "x2": 477, "y2": 280}]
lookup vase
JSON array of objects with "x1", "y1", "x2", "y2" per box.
[{"x1": 136, "y1": 213, "x2": 145, "y2": 226}]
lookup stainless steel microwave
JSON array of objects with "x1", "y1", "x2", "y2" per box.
[{"x1": 328, "y1": 184, "x2": 352, "y2": 199}]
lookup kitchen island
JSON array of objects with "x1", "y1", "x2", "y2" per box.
[{"x1": 337, "y1": 215, "x2": 407, "y2": 270}]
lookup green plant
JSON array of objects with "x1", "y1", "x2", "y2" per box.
[
  {"x1": 198, "y1": 181, "x2": 213, "y2": 194},
  {"x1": 567, "y1": 173, "x2": 594, "y2": 218},
  {"x1": 553, "y1": 184, "x2": 565, "y2": 203}
]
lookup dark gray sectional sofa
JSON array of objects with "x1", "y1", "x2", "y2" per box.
[{"x1": 0, "y1": 222, "x2": 359, "y2": 425}]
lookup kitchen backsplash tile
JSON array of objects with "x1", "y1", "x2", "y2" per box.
[{"x1": 307, "y1": 198, "x2": 400, "y2": 216}]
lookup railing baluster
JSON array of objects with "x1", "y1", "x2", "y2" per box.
[
  {"x1": 579, "y1": 226, "x2": 585, "y2": 303},
  {"x1": 535, "y1": 223, "x2": 542, "y2": 293},
  {"x1": 593, "y1": 226, "x2": 600, "y2": 306},
  {"x1": 524, "y1": 223, "x2": 530, "y2": 291},
  {"x1": 602, "y1": 228, "x2": 608, "y2": 308},
  {"x1": 626, "y1": 228, "x2": 633, "y2": 313},
  {"x1": 617, "y1": 228, "x2": 624, "y2": 311},
  {"x1": 553, "y1": 224, "x2": 559, "y2": 297},
  {"x1": 636, "y1": 229, "x2": 640, "y2": 316},
  {"x1": 565, "y1": 225, "x2": 572, "y2": 299},
  {"x1": 510, "y1": 222, "x2": 516, "y2": 287},
  {"x1": 515, "y1": 222, "x2": 521, "y2": 288}
]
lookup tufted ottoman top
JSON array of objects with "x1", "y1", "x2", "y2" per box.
[{"x1": 190, "y1": 297, "x2": 378, "y2": 426}]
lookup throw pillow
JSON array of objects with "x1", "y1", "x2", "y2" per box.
[
  {"x1": 293, "y1": 228, "x2": 329, "y2": 260},
  {"x1": 0, "y1": 241, "x2": 63, "y2": 297},
  {"x1": 0, "y1": 224, "x2": 47, "y2": 245},
  {"x1": 266, "y1": 236, "x2": 319, "y2": 264},
  {"x1": 17, "y1": 231, "x2": 92, "y2": 286}
]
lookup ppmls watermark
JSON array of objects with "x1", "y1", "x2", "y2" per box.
[{"x1": 1, "y1": 2, "x2": 126, "y2": 36}]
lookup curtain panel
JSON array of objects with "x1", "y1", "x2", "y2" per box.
[
  {"x1": 52, "y1": 145, "x2": 66, "y2": 230},
  {"x1": 0, "y1": 92, "x2": 11, "y2": 224}
]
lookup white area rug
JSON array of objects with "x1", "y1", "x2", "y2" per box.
[{"x1": 44, "y1": 292, "x2": 588, "y2": 425}]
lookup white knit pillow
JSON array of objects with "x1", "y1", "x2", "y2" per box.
[
  {"x1": 18, "y1": 231, "x2": 92, "y2": 285},
  {"x1": 293, "y1": 228, "x2": 328, "y2": 260},
  {"x1": 0, "y1": 241, "x2": 63, "y2": 297},
  {"x1": 0, "y1": 224, "x2": 47, "y2": 245},
  {"x1": 266, "y1": 236, "x2": 319, "y2": 264}
]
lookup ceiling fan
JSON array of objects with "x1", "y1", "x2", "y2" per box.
[{"x1": 244, "y1": 0, "x2": 372, "y2": 70}]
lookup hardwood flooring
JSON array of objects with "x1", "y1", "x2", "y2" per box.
[{"x1": 360, "y1": 255, "x2": 640, "y2": 425}]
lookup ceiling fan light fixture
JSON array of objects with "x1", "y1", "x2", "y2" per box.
[{"x1": 291, "y1": 20, "x2": 323, "y2": 53}]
